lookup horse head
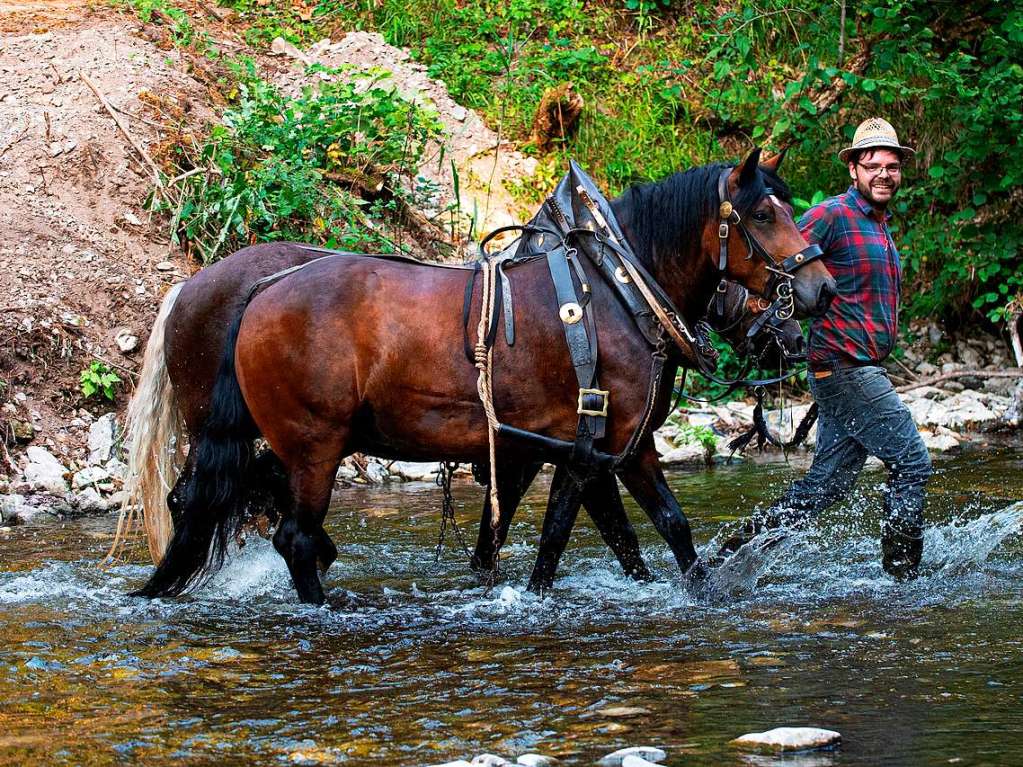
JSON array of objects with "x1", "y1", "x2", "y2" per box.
[
  {"x1": 718, "y1": 149, "x2": 836, "y2": 318},
  {"x1": 612, "y1": 150, "x2": 836, "y2": 327}
]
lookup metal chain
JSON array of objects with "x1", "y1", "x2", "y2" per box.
[{"x1": 434, "y1": 462, "x2": 473, "y2": 561}]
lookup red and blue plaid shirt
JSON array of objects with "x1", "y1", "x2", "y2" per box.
[{"x1": 799, "y1": 186, "x2": 902, "y2": 368}]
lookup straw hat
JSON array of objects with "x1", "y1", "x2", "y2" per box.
[{"x1": 838, "y1": 117, "x2": 915, "y2": 163}]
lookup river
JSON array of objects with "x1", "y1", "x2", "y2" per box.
[{"x1": 1, "y1": 449, "x2": 1021, "y2": 766}]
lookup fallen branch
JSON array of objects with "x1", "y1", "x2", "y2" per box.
[
  {"x1": 895, "y1": 368, "x2": 1023, "y2": 394},
  {"x1": 80, "y1": 71, "x2": 163, "y2": 189}
]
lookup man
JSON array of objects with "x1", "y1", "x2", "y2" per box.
[{"x1": 721, "y1": 118, "x2": 932, "y2": 579}]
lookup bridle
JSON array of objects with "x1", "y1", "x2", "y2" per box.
[
  {"x1": 715, "y1": 167, "x2": 823, "y2": 323},
  {"x1": 706, "y1": 281, "x2": 805, "y2": 364}
]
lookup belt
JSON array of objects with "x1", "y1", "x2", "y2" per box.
[{"x1": 808, "y1": 359, "x2": 875, "y2": 373}]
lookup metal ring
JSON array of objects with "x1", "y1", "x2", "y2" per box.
[{"x1": 614, "y1": 266, "x2": 631, "y2": 283}]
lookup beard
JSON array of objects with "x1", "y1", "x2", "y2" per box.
[{"x1": 856, "y1": 175, "x2": 899, "y2": 209}]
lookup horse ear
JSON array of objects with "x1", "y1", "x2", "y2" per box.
[
  {"x1": 761, "y1": 146, "x2": 788, "y2": 173},
  {"x1": 737, "y1": 147, "x2": 762, "y2": 188}
]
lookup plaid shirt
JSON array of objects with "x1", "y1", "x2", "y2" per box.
[{"x1": 799, "y1": 186, "x2": 902, "y2": 368}]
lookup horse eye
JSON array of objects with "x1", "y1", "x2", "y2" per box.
[{"x1": 752, "y1": 211, "x2": 772, "y2": 223}]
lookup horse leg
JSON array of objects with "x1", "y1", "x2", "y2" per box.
[
  {"x1": 527, "y1": 464, "x2": 584, "y2": 594},
  {"x1": 253, "y1": 451, "x2": 336, "y2": 572},
  {"x1": 273, "y1": 461, "x2": 339, "y2": 605},
  {"x1": 581, "y1": 471, "x2": 652, "y2": 581},
  {"x1": 470, "y1": 460, "x2": 543, "y2": 573},
  {"x1": 618, "y1": 443, "x2": 708, "y2": 589}
]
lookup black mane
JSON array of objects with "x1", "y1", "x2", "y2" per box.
[{"x1": 611, "y1": 161, "x2": 792, "y2": 273}]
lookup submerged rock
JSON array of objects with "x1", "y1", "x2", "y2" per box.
[
  {"x1": 598, "y1": 746, "x2": 667, "y2": 766},
  {"x1": 731, "y1": 726, "x2": 841, "y2": 752}
]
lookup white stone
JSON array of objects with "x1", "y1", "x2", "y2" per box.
[
  {"x1": 388, "y1": 461, "x2": 442, "y2": 482},
  {"x1": 472, "y1": 756, "x2": 509, "y2": 767},
  {"x1": 22, "y1": 446, "x2": 68, "y2": 493},
  {"x1": 516, "y1": 755, "x2": 555, "y2": 767},
  {"x1": 104, "y1": 458, "x2": 128, "y2": 481},
  {"x1": 920, "y1": 430, "x2": 959, "y2": 452},
  {"x1": 75, "y1": 487, "x2": 108, "y2": 512},
  {"x1": 364, "y1": 460, "x2": 389, "y2": 483},
  {"x1": 731, "y1": 726, "x2": 841, "y2": 752},
  {"x1": 621, "y1": 757, "x2": 661, "y2": 767},
  {"x1": 941, "y1": 394, "x2": 997, "y2": 428},
  {"x1": 0, "y1": 494, "x2": 27, "y2": 525},
  {"x1": 122, "y1": 211, "x2": 143, "y2": 226},
  {"x1": 72, "y1": 465, "x2": 110, "y2": 489},
  {"x1": 659, "y1": 443, "x2": 707, "y2": 466},
  {"x1": 426, "y1": 762, "x2": 472, "y2": 767},
  {"x1": 915, "y1": 361, "x2": 937, "y2": 376},
  {"x1": 88, "y1": 413, "x2": 118, "y2": 464},
  {"x1": 155, "y1": 260, "x2": 175, "y2": 271},
  {"x1": 115, "y1": 328, "x2": 139, "y2": 353},
  {"x1": 598, "y1": 747, "x2": 667, "y2": 766}
]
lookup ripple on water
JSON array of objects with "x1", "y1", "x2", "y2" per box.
[{"x1": 0, "y1": 457, "x2": 1021, "y2": 766}]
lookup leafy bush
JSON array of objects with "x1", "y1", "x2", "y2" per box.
[
  {"x1": 162, "y1": 64, "x2": 443, "y2": 262},
  {"x1": 80, "y1": 362, "x2": 121, "y2": 401}
]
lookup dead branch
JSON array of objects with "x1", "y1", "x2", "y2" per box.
[
  {"x1": 895, "y1": 368, "x2": 1023, "y2": 394},
  {"x1": 80, "y1": 71, "x2": 163, "y2": 189}
]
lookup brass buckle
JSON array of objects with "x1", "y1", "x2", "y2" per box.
[{"x1": 577, "y1": 388, "x2": 609, "y2": 417}]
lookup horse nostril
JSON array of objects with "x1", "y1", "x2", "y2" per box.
[{"x1": 817, "y1": 279, "x2": 837, "y2": 310}]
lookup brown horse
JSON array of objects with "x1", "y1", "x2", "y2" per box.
[
  {"x1": 129, "y1": 151, "x2": 835, "y2": 604},
  {"x1": 466, "y1": 280, "x2": 808, "y2": 593}
]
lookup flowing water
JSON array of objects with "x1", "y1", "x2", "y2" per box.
[{"x1": 1, "y1": 449, "x2": 1022, "y2": 766}]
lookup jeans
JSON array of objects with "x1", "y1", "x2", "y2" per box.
[{"x1": 762, "y1": 365, "x2": 932, "y2": 533}]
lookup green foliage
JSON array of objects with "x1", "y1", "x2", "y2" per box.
[
  {"x1": 127, "y1": 0, "x2": 1021, "y2": 328},
  {"x1": 163, "y1": 65, "x2": 443, "y2": 262},
  {"x1": 675, "y1": 420, "x2": 718, "y2": 452},
  {"x1": 80, "y1": 362, "x2": 121, "y2": 401},
  {"x1": 122, "y1": 0, "x2": 200, "y2": 46}
]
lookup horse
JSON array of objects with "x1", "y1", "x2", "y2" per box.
[
  {"x1": 466, "y1": 280, "x2": 808, "y2": 593},
  {"x1": 125, "y1": 150, "x2": 835, "y2": 604}
]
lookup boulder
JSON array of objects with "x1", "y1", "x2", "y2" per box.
[
  {"x1": 104, "y1": 458, "x2": 129, "y2": 483},
  {"x1": 516, "y1": 756, "x2": 555, "y2": 767},
  {"x1": 471, "y1": 756, "x2": 508, "y2": 767},
  {"x1": 22, "y1": 446, "x2": 68, "y2": 493},
  {"x1": 0, "y1": 493, "x2": 27, "y2": 525},
  {"x1": 920, "y1": 430, "x2": 959, "y2": 452},
  {"x1": 74, "y1": 487, "x2": 108, "y2": 513},
  {"x1": 621, "y1": 757, "x2": 661, "y2": 767},
  {"x1": 659, "y1": 442, "x2": 708, "y2": 466},
  {"x1": 388, "y1": 461, "x2": 442, "y2": 482},
  {"x1": 72, "y1": 465, "x2": 111, "y2": 490},
  {"x1": 731, "y1": 726, "x2": 841, "y2": 753},
  {"x1": 598, "y1": 747, "x2": 667, "y2": 766},
  {"x1": 940, "y1": 394, "x2": 998, "y2": 429},
  {"x1": 88, "y1": 413, "x2": 119, "y2": 464}
]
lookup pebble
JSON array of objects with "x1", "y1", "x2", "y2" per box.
[
  {"x1": 155, "y1": 260, "x2": 175, "y2": 271},
  {"x1": 731, "y1": 726, "x2": 841, "y2": 752},
  {"x1": 471, "y1": 756, "x2": 508, "y2": 767},
  {"x1": 598, "y1": 747, "x2": 666, "y2": 766}
]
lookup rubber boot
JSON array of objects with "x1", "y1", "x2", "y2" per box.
[{"x1": 881, "y1": 518, "x2": 924, "y2": 581}]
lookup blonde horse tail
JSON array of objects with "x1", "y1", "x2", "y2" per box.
[{"x1": 104, "y1": 282, "x2": 186, "y2": 566}]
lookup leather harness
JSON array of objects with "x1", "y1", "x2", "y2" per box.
[{"x1": 245, "y1": 160, "x2": 825, "y2": 479}]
